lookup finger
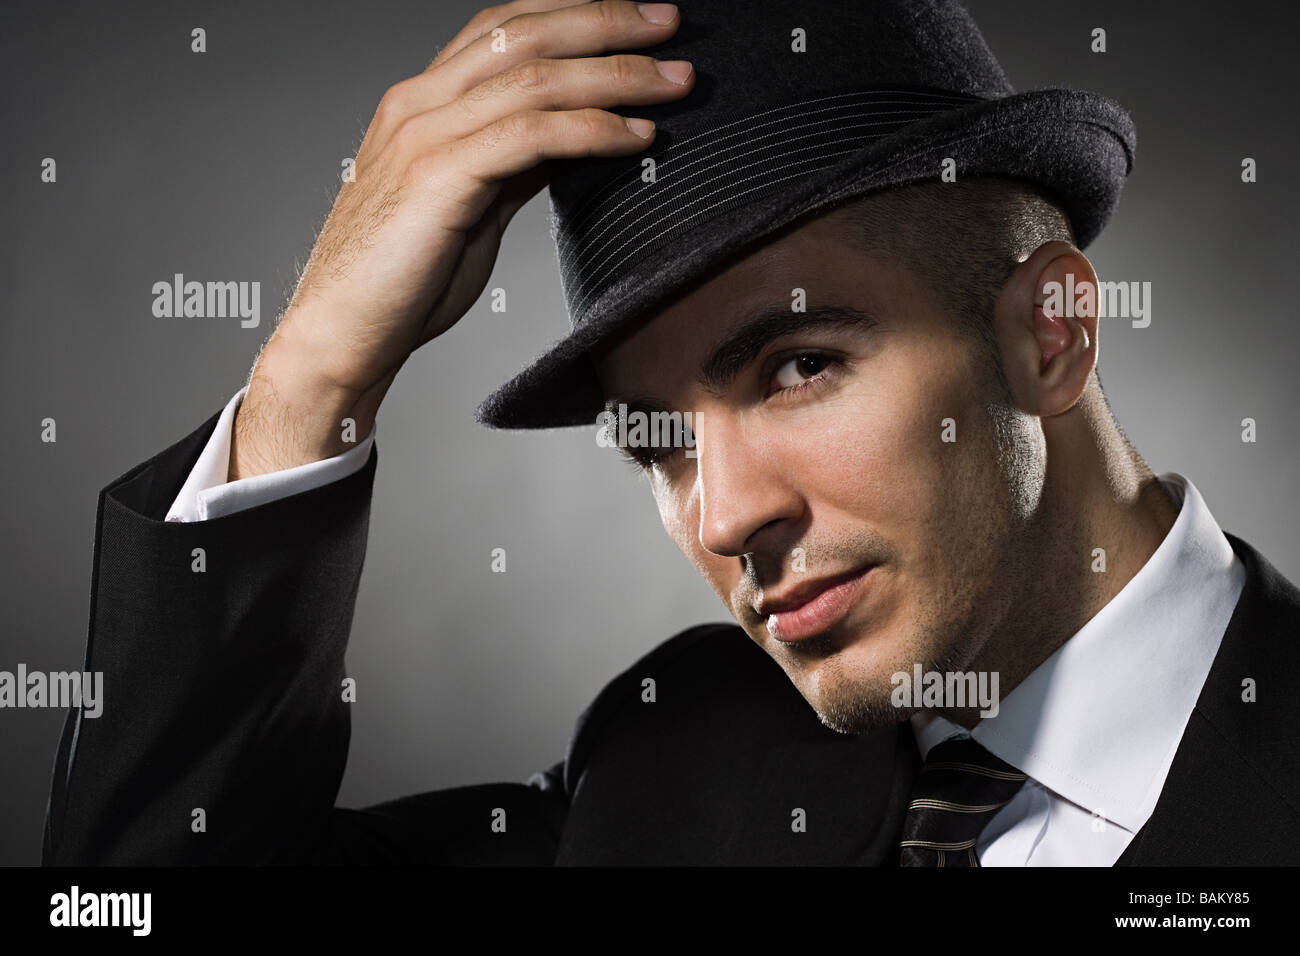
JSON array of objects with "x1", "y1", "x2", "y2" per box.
[
  {"x1": 407, "y1": 54, "x2": 693, "y2": 146},
  {"x1": 418, "y1": 108, "x2": 658, "y2": 231},
  {"x1": 396, "y1": 0, "x2": 680, "y2": 119},
  {"x1": 427, "y1": 0, "x2": 594, "y2": 71}
]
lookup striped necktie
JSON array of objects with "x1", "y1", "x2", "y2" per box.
[{"x1": 898, "y1": 736, "x2": 1028, "y2": 866}]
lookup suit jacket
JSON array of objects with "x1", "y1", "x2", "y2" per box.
[{"x1": 42, "y1": 406, "x2": 1300, "y2": 866}]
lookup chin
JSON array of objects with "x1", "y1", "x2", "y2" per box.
[
  {"x1": 805, "y1": 667, "x2": 913, "y2": 734},
  {"x1": 772, "y1": 621, "x2": 920, "y2": 735}
]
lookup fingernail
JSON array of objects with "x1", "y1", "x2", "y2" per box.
[
  {"x1": 637, "y1": 3, "x2": 678, "y2": 25},
  {"x1": 625, "y1": 117, "x2": 656, "y2": 138},
  {"x1": 655, "y1": 59, "x2": 693, "y2": 84}
]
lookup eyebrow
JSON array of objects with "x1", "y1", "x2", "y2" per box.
[
  {"x1": 697, "y1": 303, "x2": 878, "y2": 394},
  {"x1": 602, "y1": 303, "x2": 878, "y2": 442}
]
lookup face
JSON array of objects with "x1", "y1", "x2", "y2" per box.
[{"x1": 593, "y1": 208, "x2": 1049, "y2": 734}]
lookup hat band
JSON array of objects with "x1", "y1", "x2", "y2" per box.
[{"x1": 557, "y1": 85, "x2": 984, "y2": 321}]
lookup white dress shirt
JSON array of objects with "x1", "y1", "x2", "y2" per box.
[
  {"x1": 165, "y1": 386, "x2": 376, "y2": 522},
  {"x1": 166, "y1": 394, "x2": 1247, "y2": 866},
  {"x1": 910, "y1": 472, "x2": 1246, "y2": 865}
]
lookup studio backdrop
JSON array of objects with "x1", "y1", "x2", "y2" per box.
[{"x1": 1, "y1": 0, "x2": 1296, "y2": 866}]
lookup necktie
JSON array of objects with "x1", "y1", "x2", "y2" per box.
[{"x1": 898, "y1": 736, "x2": 1028, "y2": 866}]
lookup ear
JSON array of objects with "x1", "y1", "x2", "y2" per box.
[{"x1": 993, "y1": 240, "x2": 1100, "y2": 417}]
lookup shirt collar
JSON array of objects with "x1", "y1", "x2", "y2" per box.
[{"x1": 909, "y1": 473, "x2": 1246, "y2": 832}]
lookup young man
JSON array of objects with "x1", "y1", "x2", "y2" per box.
[{"x1": 43, "y1": 0, "x2": 1300, "y2": 866}]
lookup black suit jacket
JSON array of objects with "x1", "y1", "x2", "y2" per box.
[{"x1": 42, "y1": 406, "x2": 1300, "y2": 865}]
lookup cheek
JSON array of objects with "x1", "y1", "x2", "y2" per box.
[
  {"x1": 770, "y1": 353, "x2": 975, "y2": 534},
  {"x1": 650, "y1": 469, "x2": 693, "y2": 547},
  {"x1": 652, "y1": 472, "x2": 738, "y2": 602}
]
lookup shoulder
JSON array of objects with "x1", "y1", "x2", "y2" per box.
[
  {"x1": 1220, "y1": 532, "x2": 1300, "y2": 656},
  {"x1": 557, "y1": 621, "x2": 818, "y2": 794},
  {"x1": 572, "y1": 620, "x2": 780, "y2": 730},
  {"x1": 599, "y1": 620, "x2": 767, "y2": 689}
]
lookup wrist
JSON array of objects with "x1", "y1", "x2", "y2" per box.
[{"x1": 229, "y1": 328, "x2": 387, "y2": 480}]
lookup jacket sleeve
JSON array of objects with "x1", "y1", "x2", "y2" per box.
[
  {"x1": 42, "y1": 405, "x2": 568, "y2": 866},
  {"x1": 166, "y1": 385, "x2": 377, "y2": 523}
]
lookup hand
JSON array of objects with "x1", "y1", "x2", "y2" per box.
[{"x1": 230, "y1": 0, "x2": 693, "y2": 478}]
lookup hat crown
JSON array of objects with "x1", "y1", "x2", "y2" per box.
[
  {"x1": 547, "y1": 0, "x2": 1012, "y2": 329},
  {"x1": 548, "y1": 0, "x2": 1012, "y2": 224}
]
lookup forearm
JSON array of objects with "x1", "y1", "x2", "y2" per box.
[{"x1": 230, "y1": 317, "x2": 398, "y2": 481}]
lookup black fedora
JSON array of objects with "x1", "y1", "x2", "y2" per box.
[{"x1": 474, "y1": 0, "x2": 1136, "y2": 430}]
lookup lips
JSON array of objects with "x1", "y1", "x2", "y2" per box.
[{"x1": 758, "y1": 565, "x2": 875, "y2": 643}]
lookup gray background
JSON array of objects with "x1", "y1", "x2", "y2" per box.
[{"x1": 1, "y1": 1, "x2": 1296, "y2": 866}]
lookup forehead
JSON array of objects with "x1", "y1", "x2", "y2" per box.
[{"x1": 591, "y1": 207, "x2": 902, "y2": 398}]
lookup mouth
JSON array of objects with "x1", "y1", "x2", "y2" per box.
[{"x1": 756, "y1": 565, "x2": 876, "y2": 644}]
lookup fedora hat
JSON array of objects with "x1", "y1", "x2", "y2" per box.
[{"x1": 474, "y1": 0, "x2": 1136, "y2": 429}]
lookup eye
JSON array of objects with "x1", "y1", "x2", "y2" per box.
[
  {"x1": 615, "y1": 421, "x2": 696, "y2": 473},
  {"x1": 768, "y1": 352, "x2": 840, "y2": 396},
  {"x1": 621, "y1": 444, "x2": 671, "y2": 471}
]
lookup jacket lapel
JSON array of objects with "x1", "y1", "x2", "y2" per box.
[{"x1": 1116, "y1": 533, "x2": 1300, "y2": 865}]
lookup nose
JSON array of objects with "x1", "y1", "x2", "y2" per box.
[{"x1": 695, "y1": 411, "x2": 804, "y2": 558}]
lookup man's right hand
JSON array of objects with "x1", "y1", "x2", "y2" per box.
[{"x1": 229, "y1": 0, "x2": 693, "y2": 479}]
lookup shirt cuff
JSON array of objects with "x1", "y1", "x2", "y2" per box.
[{"x1": 165, "y1": 385, "x2": 377, "y2": 523}]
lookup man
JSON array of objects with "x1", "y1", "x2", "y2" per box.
[{"x1": 43, "y1": 0, "x2": 1300, "y2": 866}]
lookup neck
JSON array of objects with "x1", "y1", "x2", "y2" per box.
[{"x1": 940, "y1": 386, "x2": 1181, "y2": 727}]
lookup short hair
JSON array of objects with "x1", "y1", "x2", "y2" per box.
[
  {"x1": 824, "y1": 178, "x2": 1152, "y2": 470},
  {"x1": 824, "y1": 177, "x2": 1075, "y2": 394}
]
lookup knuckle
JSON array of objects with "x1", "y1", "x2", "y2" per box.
[
  {"x1": 495, "y1": 108, "x2": 541, "y2": 144},
  {"x1": 592, "y1": 0, "x2": 623, "y2": 33},
  {"x1": 452, "y1": 91, "x2": 481, "y2": 125},
  {"x1": 376, "y1": 82, "x2": 409, "y2": 121},
  {"x1": 607, "y1": 54, "x2": 643, "y2": 87},
  {"x1": 466, "y1": 6, "x2": 501, "y2": 34},
  {"x1": 506, "y1": 58, "x2": 550, "y2": 95},
  {"x1": 486, "y1": 11, "x2": 529, "y2": 51},
  {"x1": 575, "y1": 107, "x2": 612, "y2": 139}
]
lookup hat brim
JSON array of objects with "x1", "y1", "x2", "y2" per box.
[{"x1": 475, "y1": 87, "x2": 1135, "y2": 430}]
